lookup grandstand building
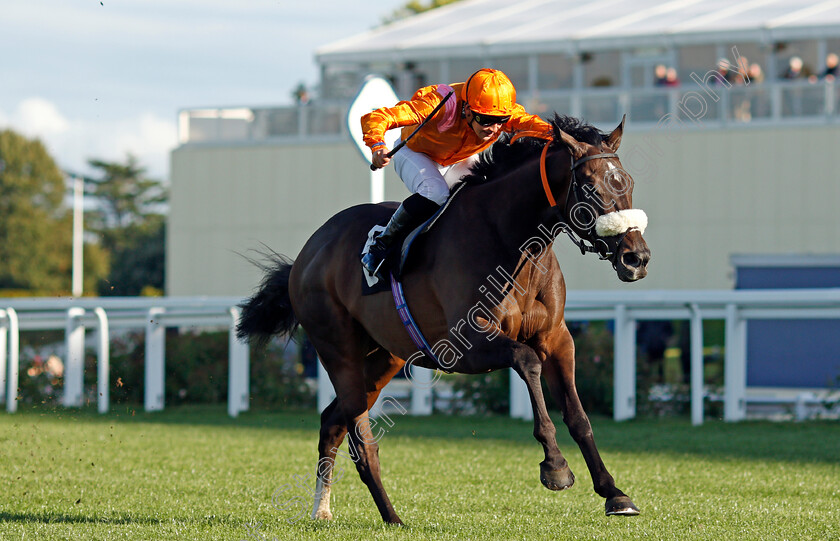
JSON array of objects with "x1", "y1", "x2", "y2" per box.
[{"x1": 168, "y1": 0, "x2": 840, "y2": 297}]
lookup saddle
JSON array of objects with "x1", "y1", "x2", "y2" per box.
[{"x1": 361, "y1": 182, "x2": 465, "y2": 296}]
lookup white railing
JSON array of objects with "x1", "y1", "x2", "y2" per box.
[
  {"x1": 0, "y1": 297, "x2": 249, "y2": 417},
  {"x1": 509, "y1": 288, "x2": 840, "y2": 425},
  {"x1": 310, "y1": 288, "x2": 840, "y2": 425},
  {"x1": 3, "y1": 290, "x2": 839, "y2": 424}
]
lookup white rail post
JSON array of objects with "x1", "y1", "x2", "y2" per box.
[
  {"x1": 371, "y1": 167, "x2": 384, "y2": 204},
  {"x1": 795, "y1": 392, "x2": 810, "y2": 421},
  {"x1": 689, "y1": 304, "x2": 704, "y2": 426},
  {"x1": 613, "y1": 304, "x2": 636, "y2": 421},
  {"x1": 724, "y1": 303, "x2": 747, "y2": 422},
  {"x1": 409, "y1": 367, "x2": 433, "y2": 416},
  {"x1": 63, "y1": 307, "x2": 86, "y2": 408},
  {"x1": 6, "y1": 308, "x2": 19, "y2": 413},
  {"x1": 144, "y1": 307, "x2": 166, "y2": 412},
  {"x1": 317, "y1": 361, "x2": 336, "y2": 413},
  {"x1": 0, "y1": 309, "x2": 7, "y2": 405},
  {"x1": 510, "y1": 368, "x2": 532, "y2": 420},
  {"x1": 228, "y1": 307, "x2": 250, "y2": 417},
  {"x1": 94, "y1": 308, "x2": 110, "y2": 414}
]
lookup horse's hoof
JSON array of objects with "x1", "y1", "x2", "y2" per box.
[
  {"x1": 313, "y1": 509, "x2": 333, "y2": 520},
  {"x1": 540, "y1": 464, "x2": 575, "y2": 491},
  {"x1": 605, "y1": 496, "x2": 640, "y2": 516}
]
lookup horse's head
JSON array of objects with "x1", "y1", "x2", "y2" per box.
[{"x1": 552, "y1": 115, "x2": 651, "y2": 282}]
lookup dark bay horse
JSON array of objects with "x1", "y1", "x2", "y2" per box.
[{"x1": 238, "y1": 115, "x2": 651, "y2": 524}]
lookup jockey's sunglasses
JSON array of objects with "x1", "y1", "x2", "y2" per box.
[{"x1": 471, "y1": 111, "x2": 511, "y2": 126}]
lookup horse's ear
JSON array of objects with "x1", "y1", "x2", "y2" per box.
[
  {"x1": 605, "y1": 114, "x2": 626, "y2": 152},
  {"x1": 556, "y1": 129, "x2": 585, "y2": 158}
]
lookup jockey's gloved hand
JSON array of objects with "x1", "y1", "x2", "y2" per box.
[{"x1": 371, "y1": 146, "x2": 391, "y2": 169}]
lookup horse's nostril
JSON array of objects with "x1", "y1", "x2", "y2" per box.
[{"x1": 622, "y1": 252, "x2": 641, "y2": 269}]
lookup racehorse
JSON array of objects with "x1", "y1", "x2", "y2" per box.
[{"x1": 237, "y1": 114, "x2": 651, "y2": 524}]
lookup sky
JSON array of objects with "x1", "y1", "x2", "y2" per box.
[{"x1": 0, "y1": 0, "x2": 408, "y2": 181}]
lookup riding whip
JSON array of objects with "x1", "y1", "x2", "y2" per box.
[{"x1": 369, "y1": 91, "x2": 454, "y2": 171}]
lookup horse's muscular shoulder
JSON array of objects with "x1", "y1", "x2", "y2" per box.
[{"x1": 519, "y1": 300, "x2": 550, "y2": 340}]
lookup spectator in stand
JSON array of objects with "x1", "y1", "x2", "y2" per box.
[
  {"x1": 782, "y1": 56, "x2": 809, "y2": 116},
  {"x1": 809, "y1": 53, "x2": 838, "y2": 82},
  {"x1": 663, "y1": 67, "x2": 680, "y2": 87},
  {"x1": 783, "y1": 56, "x2": 805, "y2": 79},
  {"x1": 712, "y1": 58, "x2": 732, "y2": 84},
  {"x1": 293, "y1": 83, "x2": 311, "y2": 105},
  {"x1": 738, "y1": 63, "x2": 766, "y2": 120},
  {"x1": 748, "y1": 63, "x2": 764, "y2": 84},
  {"x1": 654, "y1": 64, "x2": 668, "y2": 86},
  {"x1": 732, "y1": 56, "x2": 751, "y2": 85},
  {"x1": 823, "y1": 53, "x2": 839, "y2": 80}
]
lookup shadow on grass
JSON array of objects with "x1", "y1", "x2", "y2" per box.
[
  {"x1": 382, "y1": 412, "x2": 840, "y2": 465},
  {"x1": 0, "y1": 510, "x2": 163, "y2": 525},
  {"x1": 8, "y1": 403, "x2": 320, "y2": 431}
]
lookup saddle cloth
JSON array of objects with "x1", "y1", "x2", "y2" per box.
[{"x1": 361, "y1": 182, "x2": 466, "y2": 296}]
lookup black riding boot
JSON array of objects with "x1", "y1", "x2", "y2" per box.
[{"x1": 362, "y1": 194, "x2": 440, "y2": 279}]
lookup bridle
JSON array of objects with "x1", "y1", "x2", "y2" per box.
[{"x1": 538, "y1": 142, "x2": 633, "y2": 269}]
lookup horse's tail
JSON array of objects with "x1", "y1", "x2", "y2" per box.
[{"x1": 236, "y1": 253, "x2": 299, "y2": 348}]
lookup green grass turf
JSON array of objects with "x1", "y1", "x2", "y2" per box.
[{"x1": 0, "y1": 405, "x2": 838, "y2": 540}]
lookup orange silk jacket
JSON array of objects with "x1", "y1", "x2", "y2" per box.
[{"x1": 361, "y1": 82, "x2": 552, "y2": 167}]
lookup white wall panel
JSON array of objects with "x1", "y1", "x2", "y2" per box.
[{"x1": 168, "y1": 125, "x2": 840, "y2": 296}]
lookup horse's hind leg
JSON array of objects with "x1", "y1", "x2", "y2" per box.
[
  {"x1": 312, "y1": 349, "x2": 404, "y2": 521},
  {"x1": 334, "y1": 366, "x2": 403, "y2": 524},
  {"x1": 308, "y1": 327, "x2": 403, "y2": 524},
  {"x1": 312, "y1": 398, "x2": 344, "y2": 520},
  {"x1": 542, "y1": 325, "x2": 640, "y2": 516}
]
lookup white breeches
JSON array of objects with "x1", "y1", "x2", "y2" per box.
[{"x1": 392, "y1": 138, "x2": 479, "y2": 205}]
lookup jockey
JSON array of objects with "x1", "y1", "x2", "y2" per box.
[{"x1": 360, "y1": 68, "x2": 553, "y2": 278}]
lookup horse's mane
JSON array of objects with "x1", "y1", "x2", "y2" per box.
[{"x1": 461, "y1": 114, "x2": 609, "y2": 185}]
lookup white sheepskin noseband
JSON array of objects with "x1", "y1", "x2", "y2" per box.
[{"x1": 594, "y1": 209, "x2": 648, "y2": 237}]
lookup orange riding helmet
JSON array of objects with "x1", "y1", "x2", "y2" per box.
[{"x1": 461, "y1": 68, "x2": 517, "y2": 116}]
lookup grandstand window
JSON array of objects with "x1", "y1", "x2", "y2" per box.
[
  {"x1": 449, "y1": 58, "x2": 487, "y2": 84},
  {"x1": 320, "y1": 63, "x2": 363, "y2": 100},
  {"x1": 537, "y1": 53, "x2": 574, "y2": 90},
  {"x1": 828, "y1": 38, "x2": 840, "y2": 58},
  {"x1": 409, "y1": 60, "x2": 441, "y2": 89},
  {"x1": 582, "y1": 51, "x2": 620, "y2": 87},
  {"x1": 677, "y1": 45, "x2": 716, "y2": 84},
  {"x1": 489, "y1": 55, "x2": 529, "y2": 91},
  {"x1": 625, "y1": 47, "x2": 671, "y2": 88}
]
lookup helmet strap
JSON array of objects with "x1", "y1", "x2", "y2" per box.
[{"x1": 462, "y1": 105, "x2": 480, "y2": 129}]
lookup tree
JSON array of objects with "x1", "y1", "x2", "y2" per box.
[
  {"x1": 84, "y1": 155, "x2": 168, "y2": 296},
  {"x1": 0, "y1": 129, "x2": 108, "y2": 295},
  {"x1": 385, "y1": 0, "x2": 464, "y2": 23}
]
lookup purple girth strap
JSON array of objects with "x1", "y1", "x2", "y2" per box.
[{"x1": 389, "y1": 272, "x2": 441, "y2": 368}]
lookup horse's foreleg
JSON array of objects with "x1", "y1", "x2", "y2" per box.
[
  {"x1": 543, "y1": 327, "x2": 640, "y2": 516},
  {"x1": 456, "y1": 333, "x2": 573, "y2": 492},
  {"x1": 510, "y1": 345, "x2": 576, "y2": 492}
]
